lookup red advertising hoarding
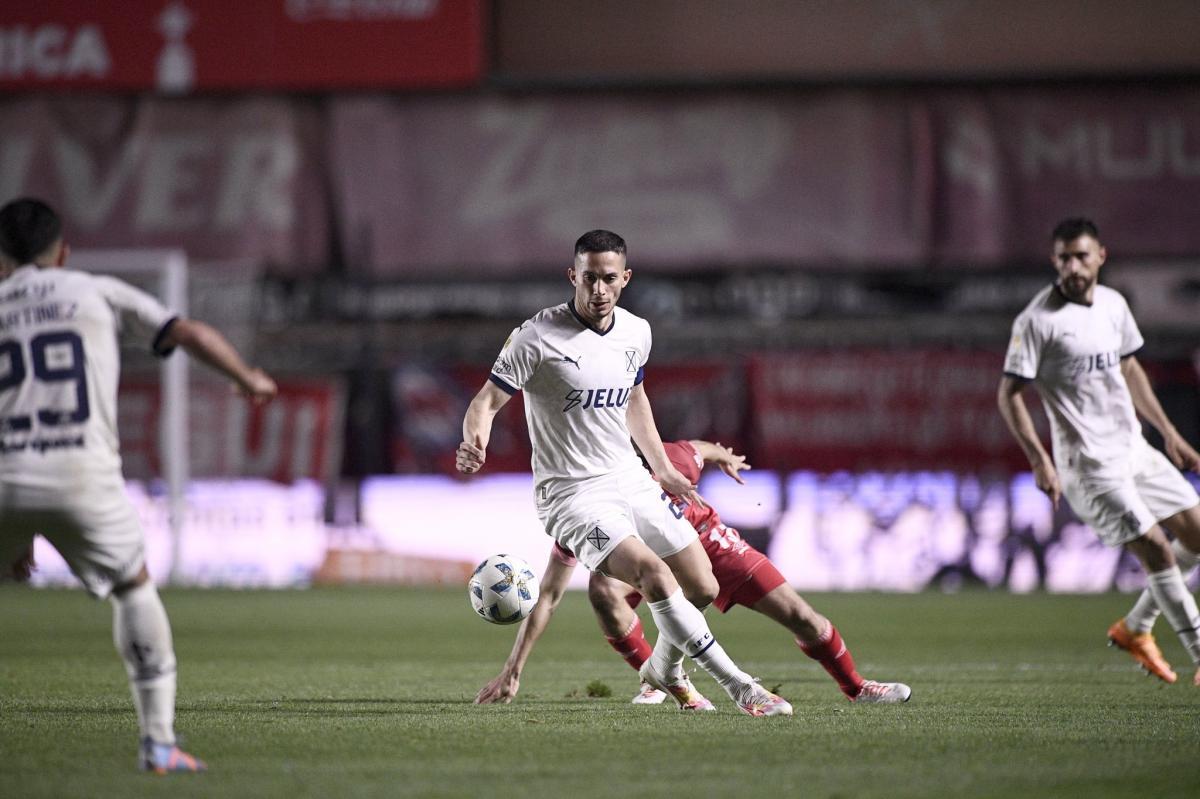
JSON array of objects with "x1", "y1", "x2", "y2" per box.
[
  {"x1": 119, "y1": 376, "x2": 345, "y2": 482},
  {"x1": 0, "y1": 0, "x2": 483, "y2": 92},
  {"x1": 748, "y1": 351, "x2": 1035, "y2": 473}
]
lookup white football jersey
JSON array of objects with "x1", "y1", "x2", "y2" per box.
[
  {"x1": 1004, "y1": 283, "x2": 1144, "y2": 482},
  {"x1": 0, "y1": 265, "x2": 175, "y2": 487},
  {"x1": 490, "y1": 301, "x2": 650, "y2": 486}
]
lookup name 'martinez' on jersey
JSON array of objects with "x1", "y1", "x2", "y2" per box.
[{"x1": 488, "y1": 301, "x2": 650, "y2": 485}]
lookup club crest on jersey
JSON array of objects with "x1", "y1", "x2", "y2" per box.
[
  {"x1": 625, "y1": 349, "x2": 638, "y2": 372},
  {"x1": 586, "y1": 526, "x2": 610, "y2": 550},
  {"x1": 563, "y1": 386, "x2": 632, "y2": 412}
]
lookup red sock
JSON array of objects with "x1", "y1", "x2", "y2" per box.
[
  {"x1": 797, "y1": 624, "x2": 864, "y2": 699},
  {"x1": 605, "y1": 617, "x2": 652, "y2": 671}
]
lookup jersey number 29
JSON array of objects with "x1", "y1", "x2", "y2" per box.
[{"x1": 0, "y1": 331, "x2": 90, "y2": 432}]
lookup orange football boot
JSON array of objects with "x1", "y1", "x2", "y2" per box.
[{"x1": 1107, "y1": 618, "x2": 1177, "y2": 684}]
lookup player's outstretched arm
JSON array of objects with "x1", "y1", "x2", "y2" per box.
[
  {"x1": 997, "y1": 375, "x2": 1060, "y2": 509},
  {"x1": 1122, "y1": 356, "x2": 1200, "y2": 471},
  {"x1": 162, "y1": 318, "x2": 277, "y2": 404},
  {"x1": 689, "y1": 440, "x2": 751, "y2": 484},
  {"x1": 457, "y1": 381, "x2": 512, "y2": 475},
  {"x1": 475, "y1": 552, "x2": 575, "y2": 705},
  {"x1": 627, "y1": 385, "x2": 704, "y2": 507}
]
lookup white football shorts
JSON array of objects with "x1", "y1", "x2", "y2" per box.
[
  {"x1": 535, "y1": 466, "x2": 698, "y2": 572},
  {"x1": 0, "y1": 471, "x2": 145, "y2": 599},
  {"x1": 1061, "y1": 437, "x2": 1200, "y2": 547}
]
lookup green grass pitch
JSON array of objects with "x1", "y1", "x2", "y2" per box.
[{"x1": 2, "y1": 586, "x2": 1197, "y2": 798}]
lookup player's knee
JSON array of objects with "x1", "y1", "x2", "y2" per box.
[
  {"x1": 681, "y1": 574, "x2": 718, "y2": 609},
  {"x1": 636, "y1": 559, "x2": 678, "y2": 602},
  {"x1": 587, "y1": 576, "x2": 625, "y2": 613}
]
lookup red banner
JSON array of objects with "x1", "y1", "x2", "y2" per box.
[
  {"x1": 4, "y1": 85, "x2": 1200, "y2": 274},
  {"x1": 748, "y1": 351, "x2": 1033, "y2": 472},
  {"x1": 0, "y1": 97, "x2": 329, "y2": 268},
  {"x1": 329, "y1": 86, "x2": 1200, "y2": 275},
  {"x1": 0, "y1": 1, "x2": 483, "y2": 91},
  {"x1": 118, "y1": 376, "x2": 345, "y2": 482}
]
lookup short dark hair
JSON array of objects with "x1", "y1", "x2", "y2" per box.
[
  {"x1": 1051, "y1": 217, "x2": 1099, "y2": 244},
  {"x1": 574, "y1": 229, "x2": 627, "y2": 258},
  {"x1": 0, "y1": 198, "x2": 63, "y2": 264}
]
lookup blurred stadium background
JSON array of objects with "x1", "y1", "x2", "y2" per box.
[{"x1": 4, "y1": 0, "x2": 1199, "y2": 595}]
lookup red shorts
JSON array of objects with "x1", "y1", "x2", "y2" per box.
[{"x1": 624, "y1": 526, "x2": 786, "y2": 613}]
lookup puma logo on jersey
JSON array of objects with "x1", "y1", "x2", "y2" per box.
[{"x1": 561, "y1": 355, "x2": 582, "y2": 369}]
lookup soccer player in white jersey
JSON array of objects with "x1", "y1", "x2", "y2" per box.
[
  {"x1": 457, "y1": 230, "x2": 792, "y2": 716},
  {"x1": 998, "y1": 218, "x2": 1200, "y2": 686},
  {"x1": 0, "y1": 198, "x2": 278, "y2": 772}
]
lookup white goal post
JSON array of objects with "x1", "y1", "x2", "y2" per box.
[{"x1": 73, "y1": 249, "x2": 189, "y2": 584}]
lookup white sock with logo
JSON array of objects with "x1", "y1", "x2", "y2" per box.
[
  {"x1": 1144, "y1": 567, "x2": 1200, "y2": 665},
  {"x1": 112, "y1": 582, "x2": 178, "y2": 745},
  {"x1": 1125, "y1": 540, "x2": 1200, "y2": 634},
  {"x1": 646, "y1": 589, "x2": 752, "y2": 693}
]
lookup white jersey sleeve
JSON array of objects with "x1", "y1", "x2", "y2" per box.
[
  {"x1": 1116, "y1": 294, "x2": 1144, "y2": 357},
  {"x1": 1002, "y1": 312, "x2": 1043, "y2": 380},
  {"x1": 95, "y1": 276, "x2": 177, "y2": 356},
  {"x1": 489, "y1": 320, "x2": 542, "y2": 394}
]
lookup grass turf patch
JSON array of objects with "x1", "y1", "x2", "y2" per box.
[{"x1": 1, "y1": 586, "x2": 1197, "y2": 798}]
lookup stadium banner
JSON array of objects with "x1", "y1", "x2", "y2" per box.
[
  {"x1": 118, "y1": 376, "x2": 345, "y2": 483},
  {"x1": 0, "y1": 96, "x2": 330, "y2": 268},
  {"x1": 925, "y1": 87, "x2": 1200, "y2": 264},
  {"x1": 747, "y1": 350, "x2": 1036, "y2": 472},
  {"x1": 329, "y1": 86, "x2": 1200, "y2": 274},
  {"x1": 0, "y1": 0, "x2": 484, "y2": 92}
]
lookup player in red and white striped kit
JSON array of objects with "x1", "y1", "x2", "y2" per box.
[{"x1": 476, "y1": 439, "x2": 911, "y2": 706}]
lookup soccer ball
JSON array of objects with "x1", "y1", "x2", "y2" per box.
[{"x1": 468, "y1": 554, "x2": 540, "y2": 625}]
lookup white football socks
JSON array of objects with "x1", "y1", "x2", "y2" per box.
[
  {"x1": 646, "y1": 589, "x2": 753, "y2": 693},
  {"x1": 111, "y1": 581, "x2": 178, "y2": 745},
  {"x1": 1144, "y1": 566, "x2": 1200, "y2": 665},
  {"x1": 1124, "y1": 539, "x2": 1200, "y2": 634}
]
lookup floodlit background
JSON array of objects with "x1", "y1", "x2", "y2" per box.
[{"x1": 4, "y1": 0, "x2": 1199, "y2": 592}]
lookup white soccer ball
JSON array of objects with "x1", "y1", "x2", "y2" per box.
[{"x1": 468, "y1": 553, "x2": 540, "y2": 625}]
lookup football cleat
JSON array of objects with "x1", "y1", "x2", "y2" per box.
[
  {"x1": 139, "y1": 737, "x2": 207, "y2": 775},
  {"x1": 631, "y1": 680, "x2": 668, "y2": 705},
  {"x1": 1107, "y1": 619, "x2": 1177, "y2": 684},
  {"x1": 732, "y1": 680, "x2": 793, "y2": 717},
  {"x1": 853, "y1": 680, "x2": 912, "y2": 704},
  {"x1": 638, "y1": 661, "x2": 716, "y2": 711}
]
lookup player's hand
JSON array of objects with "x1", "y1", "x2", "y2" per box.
[
  {"x1": 10, "y1": 544, "x2": 35, "y2": 582},
  {"x1": 237, "y1": 368, "x2": 278, "y2": 405},
  {"x1": 1033, "y1": 460, "x2": 1062, "y2": 511},
  {"x1": 712, "y1": 442, "x2": 750, "y2": 485},
  {"x1": 1164, "y1": 432, "x2": 1200, "y2": 472},
  {"x1": 456, "y1": 441, "x2": 486, "y2": 474},
  {"x1": 475, "y1": 669, "x2": 520, "y2": 704},
  {"x1": 656, "y1": 465, "x2": 706, "y2": 509}
]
